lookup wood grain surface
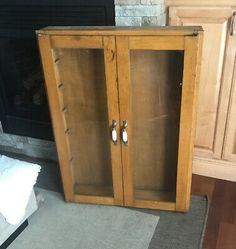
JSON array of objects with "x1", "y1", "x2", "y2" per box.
[
  {"x1": 192, "y1": 174, "x2": 236, "y2": 249},
  {"x1": 38, "y1": 27, "x2": 202, "y2": 211}
]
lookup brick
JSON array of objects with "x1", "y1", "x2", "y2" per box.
[
  {"x1": 115, "y1": 0, "x2": 140, "y2": 5},
  {"x1": 142, "y1": 14, "x2": 166, "y2": 26},
  {"x1": 116, "y1": 17, "x2": 142, "y2": 26},
  {"x1": 23, "y1": 143, "x2": 57, "y2": 160},
  {"x1": 115, "y1": 5, "x2": 164, "y2": 17},
  {"x1": 141, "y1": 0, "x2": 164, "y2": 4},
  {"x1": 0, "y1": 133, "x2": 27, "y2": 148},
  {"x1": 0, "y1": 134, "x2": 17, "y2": 148},
  {"x1": 27, "y1": 137, "x2": 55, "y2": 147},
  {"x1": 16, "y1": 142, "x2": 24, "y2": 149},
  {"x1": 0, "y1": 124, "x2": 57, "y2": 160},
  {"x1": 0, "y1": 145, "x2": 21, "y2": 154}
]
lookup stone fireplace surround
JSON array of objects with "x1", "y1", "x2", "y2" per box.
[{"x1": 0, "y1": 0, "x2": 166, "y2": 160}]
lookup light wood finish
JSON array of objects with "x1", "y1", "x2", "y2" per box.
[
  {"x1": 38, "y1": 27, "x2": 202, "y2": 211},
  {"x1": 176, "y1": 35, "x2": 202, "y2": 211},
  {"x1": 134, "y1": 199, "x2": 176, "y2": 211},
  {"x1": 51, "y1": 35, "x2": 103, "y2": 49},
  {"x1": 74, "y1": 195, "x2": 115, "y2": 206},
  {"x1": 170, "y1": 7, "x2": 234, "y2": 159},
  {"x1": 215, "y1": 21, "x2": 236, "y2": 162},
  {"x1": 116, "y1": 33, "x2": 202, "y2": 212},
  {"x1": 116, "y1": 36, "x2": 134, "y2": 207},
  {"x1": 169, "y1": 6, "x2": 236, "y2": 181},
  {"x1": 223, "y1": 42, "x2": 236, "y2": 162},
  {"x1": 166, "y1": 0, "x2": 236, "y2": 6},
  {"x1": 129, "y1": 36, "x2": 185, "y2": 50},
  {"x1": 103, "y1": 36, "x2": 124, "y2": 205},
  {"x1": 37, "y1": 26, "x2": 203, "y2": 36},
  {"x1": 38, "y1": 35, "x2": 74, "y2": 201},
  {"x1": 39, "y1": 34, "x2": 123, "y2": 205},
  {"x1": 193, "y1": 157, "x2": 236, "y2": 182}
]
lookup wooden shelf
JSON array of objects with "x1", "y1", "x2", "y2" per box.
[
  {"x1": 74, "y1": 184, "x2": 113, "y2": 197},
  {"x1": 135, "y1": 189, "x2": 176, "y2": 202}
]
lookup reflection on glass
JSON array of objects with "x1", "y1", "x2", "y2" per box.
[
  {"x1": 130, "y1": 50, "x2": 184, "y2": 202},
  {"x1": 54, "y1": 48, "x2": 113, "y2": 197}
]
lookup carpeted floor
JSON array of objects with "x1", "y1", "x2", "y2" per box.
[
  {"x1": 7, "y1": 189, "x2": 208, "y2": 249},
  {"x1": 8, "y1": 189, "x2": 159, "y2": 249}
]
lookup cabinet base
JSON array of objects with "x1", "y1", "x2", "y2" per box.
[{"x1": 193, "y1": 156, "x2": 236, "y2": 182}]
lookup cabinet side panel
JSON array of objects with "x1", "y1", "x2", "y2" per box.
[
  {"x1": 223, "y1": 52, "x2": 236, "y2": 162},
  {"x1": 169, "y1": 7, "x2": 233, "y2": 159},
  {"x1": 38, "y1": 35, "x2": 74, "y2": 201},
  {"x1": 176, "y1": 35, "x2": 202, "y2": 212}
]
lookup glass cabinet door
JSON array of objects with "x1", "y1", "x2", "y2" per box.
[
  {"x1": 38, "y1": 35, "x2": 123, "y2": 205},
  {"x1": 39, "y1": 29, "x2": 202, "y2": 211},
  {"x1": 130, "y1": 50, "x2": 183, "y2": 204},
  {"x1": 116, "y1": 35, "x2": 201, "y2": 211}
]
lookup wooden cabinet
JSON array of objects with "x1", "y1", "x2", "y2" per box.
[
  {"x1": 37, "y1": 27, "x2": 202, "y2": 212},
  {"x1": 169, "y1": 4, "x2": 236, "y2": 181},
  {"x1": 223, "y1": 67, "x2": 236, "y2": 163}
]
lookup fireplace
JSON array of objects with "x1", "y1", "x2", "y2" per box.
[{"x1": 0, "y1": 0, "x2": 115, "y2": 140}]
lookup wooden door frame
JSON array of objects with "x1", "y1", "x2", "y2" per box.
[
  {"x1": 169, "y1": 6, "x2": 235, "y2": 160},
  {"x1": 222, "y1": 35, "x2": 236, "y2": 163},
  {"x1": 38, "y1": 34, "x2": 124, "y2": 205},
  {"x1": 116, "y1": 34, "x2": 203, "y2": 212}
]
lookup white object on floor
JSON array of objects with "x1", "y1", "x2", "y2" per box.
[
  {"x1": 0, "y1": 190, "x2": 38, "y2": 246},
  {"x1": 0, "y1": 155, "x2": 41, "y2": 225}
]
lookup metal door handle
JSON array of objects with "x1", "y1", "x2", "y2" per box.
[
  {"x1": 230, "y1": 12, "x2": 236, "y2": 35},
  {"x1": 111, "y1": 120, "x2": 118, "y2": 145},
  {"x1": 121, "y1": 120, "x2": 128, "y2": 146}
]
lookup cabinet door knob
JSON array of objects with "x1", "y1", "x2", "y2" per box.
[
  {"x1": 230, "y1": 12, "x2": 236, "y2": 36},
  {"x1": 121, "y1": 120, "x2": 128, "y2": 146},
  {"x1": 111, "y1": 120, "x2": 118, "y2": 145}
]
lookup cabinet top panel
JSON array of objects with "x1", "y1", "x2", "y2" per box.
[{"x1": 36, "y1": 26, "x2": 203, "y2": 36}]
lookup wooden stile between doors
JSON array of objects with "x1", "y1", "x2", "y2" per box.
[{"x1": 37, "y1": 26, "x2": 203, "y2": 212}]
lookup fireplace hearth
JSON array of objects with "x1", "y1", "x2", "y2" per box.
[{"x1": 0, "y1": 0, "x2": 115, "y2": 140}]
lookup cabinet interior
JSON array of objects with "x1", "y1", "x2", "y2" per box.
[
  {"x1": 53, "y1": 48, "x2": 114, "y2": 197},
  {"x1": 130, "y1": 50, "x2": 184, "y2": 202}
]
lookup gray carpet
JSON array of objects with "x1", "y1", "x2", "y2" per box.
[
  {"x1": 143, "y1": 196, "x2": 208, "y2": 249},
  {"x1": 8, "y1": 191, "x2": 208, "y2": 249},
  {"x1": 8, "y1": 189, "x2": 159, "y2": 249}
]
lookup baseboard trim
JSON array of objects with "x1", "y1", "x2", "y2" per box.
[{"x1": 193, "y1": 156, "x2": 236, "y2": 182}]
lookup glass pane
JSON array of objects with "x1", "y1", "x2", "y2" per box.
[
  {"x1": 130, "y1": 50, "x2": 184, "y2": 202},
  {"x1": 53, "y1": 48, "x2": 113, "y2": 197}
]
